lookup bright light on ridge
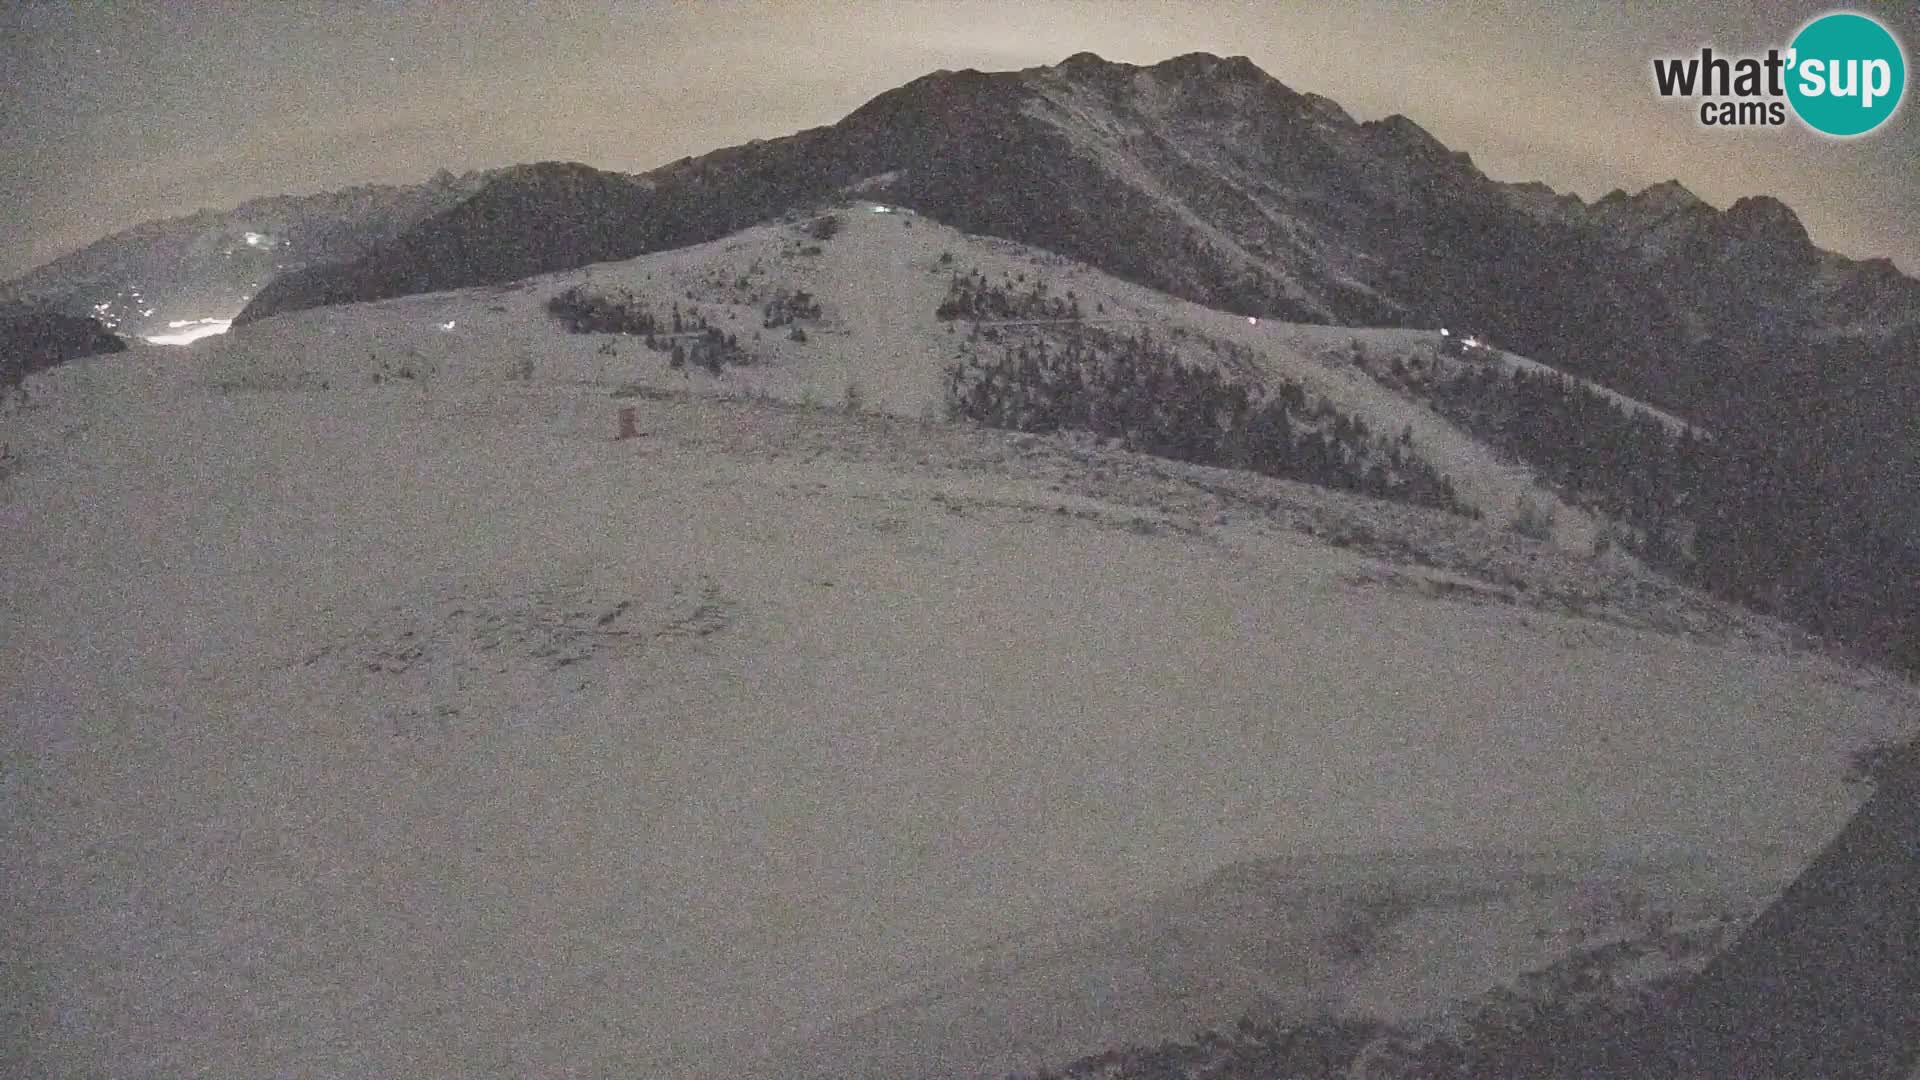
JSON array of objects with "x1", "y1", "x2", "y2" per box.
[{"x1": 145, "y1": 318, "x2": 232, "y2": 345}]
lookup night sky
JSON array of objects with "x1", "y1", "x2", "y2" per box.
[{"x1": 3, "y1": 0, "x2": 1916, "y2": 280}]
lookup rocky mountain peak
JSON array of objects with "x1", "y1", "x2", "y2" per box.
[
  {"x1": 1587, "y1": 181, "x2": 1713, "y2": 237},
  {"x1": 1297, "y1": 91, "x2": 1356, "y2": 127},
  {"x1": 1150, "y1": 51, "x2": 1261, "y2": 79},
  {"x1": 1367, "y1": 113, "x2": 1449, "y2": 154},
  {"x1": 1721, "y1": 194, "x2": 1811, "y2": 249},
  {"x1": 1359, "y1": 113, "x2": 1481, "y2": 180},
  {"x1": 1635, "y1": 179, "x2": 1706, "y2": 213}
]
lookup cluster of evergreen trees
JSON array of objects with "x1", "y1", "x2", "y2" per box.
[
  {"x1": 546, "y1": 286, "x2": 747, "y2": 374},
  {"x1": 546, "y1": 284, "x2": 660, "y2": 335},
  {"x1": 943, "y1": 326, "x2": 1473, "y2": 517},
  {"x1": 936, "y1": 268, "x2": 1084, "y2": 322},
  {"x1": 1359, "y1": 343, "x2": 1920, "y2": 674},
  {"x1": 1390, "y1": 357, "x2": 1710, "y2": 561},
  {"x1": 1685, "y1": 428, "x2": 1920, "y2": 673},
  {"x1": 662, "y1": 324, "x2": 748, "y2": 374},
  {"x1": 762, "y1": 288, "x2": 822, "y2": 328}
]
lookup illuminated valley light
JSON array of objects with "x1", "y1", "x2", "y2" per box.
[
  {"x1": 142, "y1": 309, "x2": 156, "y2": 317},
  {"x1": 244, "y1": 232, "x2": 266, "y2": 247},
  {"x1": 144, "y1": 318, "x2": 232, "y2": 345},
  {"x1": 439, "y1": 320, "x2": 457, "y2": 330}
]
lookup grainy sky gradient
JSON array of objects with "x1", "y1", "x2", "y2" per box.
[{"x1": 3, "y1": 0, "x2": 1916, "y2": 279}]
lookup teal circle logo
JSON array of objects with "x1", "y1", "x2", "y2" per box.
[{"x1": 1786, "y1": 11, "x2": 1906, "y2": 137}]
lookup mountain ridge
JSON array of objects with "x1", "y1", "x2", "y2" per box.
[
  {"x1": 1, "y1": 169, "x2": 498, "y2": 339},
  {"x1": 229, "y1": 51, "x2": 1919, "y2": 361}
]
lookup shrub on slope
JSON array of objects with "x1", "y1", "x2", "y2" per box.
[{"x1": 545, "y1": 284, "x2": 748, "y2": 373}]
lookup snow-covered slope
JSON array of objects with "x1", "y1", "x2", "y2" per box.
[
  {"x1": 207, "y1": 207, "x2": 1702, "y2": 558},
  {"x1": 5, "y1": 211, "x2": 1915, "y2": 1079}
]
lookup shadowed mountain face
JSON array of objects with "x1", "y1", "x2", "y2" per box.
[
  {"x1": 1, "y1": 304, "x2": 125, "y2": 388},
  {"x1": 237, "y1": 55, "x2": 1450, "y2": 328},
  {"x1": 1653, "y1": 775, "x2": 1920, "y2": 1078},
  {"x1": 1505, "y1": 763, "x2": 1920, "y2": 1079}
]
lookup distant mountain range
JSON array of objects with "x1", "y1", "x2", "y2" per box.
[{"x1": 0, "y1": 169, "x2": 496, "y2": 340}]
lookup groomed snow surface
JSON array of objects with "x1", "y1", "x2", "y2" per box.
[{"x1": 5, "y1": 210, "x2": 1915, "y2": 1078}]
